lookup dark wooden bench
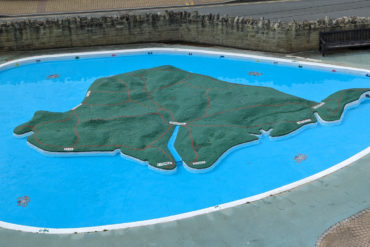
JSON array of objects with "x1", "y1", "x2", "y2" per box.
[{"x1": 319, "y1": 28, "x2": 370, "y2": 56}]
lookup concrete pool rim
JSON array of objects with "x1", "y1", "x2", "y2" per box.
[{"x1": 0, "y1": 47, "x2": 369, "y2": 234}]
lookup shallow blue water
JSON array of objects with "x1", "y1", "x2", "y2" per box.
[
  {"x1": 168, "y1": 126, "x2": 182, "y2": 164},
  {"x1": 0, "y1": 52, "x2": 369, "y2": 228}
]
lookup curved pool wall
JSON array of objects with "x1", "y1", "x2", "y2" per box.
[{"x1": 0, "y1": 48, "x2": 369, "y2": 233}]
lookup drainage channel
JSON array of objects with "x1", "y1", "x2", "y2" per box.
[{"x1": 167, "y1": 125, "x2": 183, "y2": 166}]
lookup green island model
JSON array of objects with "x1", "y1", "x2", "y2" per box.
[{"x1": 14, "y1": 65, "x2": 370, "y2": 170}]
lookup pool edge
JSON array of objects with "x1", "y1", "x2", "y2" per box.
[
  {"x1": 1, "y1": 146, "x2": 369, "y2": 234},
  {"x1": 1, "y1": 47, "x2": 369, "y2": 234}
]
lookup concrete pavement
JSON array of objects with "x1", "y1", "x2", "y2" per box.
[
  {"x1": 1, "y1": 0, "x2": 370, "y2": 23},
  {"x1": 0, "y1": 0, "x2": 227, "y2": 15},
  {"x1": 318, "y1": 208, "x2": 370, "y2": 247},
  {"x1": 176, "y1": 0, "x2": 370, "y2": 21}
]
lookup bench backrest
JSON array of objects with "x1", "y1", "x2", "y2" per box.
[{"x1": 320, "y1": 28, "x2": 370, "y2": 43}]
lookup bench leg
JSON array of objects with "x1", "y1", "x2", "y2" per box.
[{"x1": 319, "y1": 44, "x2": 325, "y2": 56}]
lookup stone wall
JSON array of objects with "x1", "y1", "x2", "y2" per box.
[{"x1": 0, "y1": 11, "x2": 370, "y2": 52}]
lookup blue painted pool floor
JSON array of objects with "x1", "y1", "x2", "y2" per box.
[{"x1": 0, "y1": 52, "x2": 369, "y2": 228}]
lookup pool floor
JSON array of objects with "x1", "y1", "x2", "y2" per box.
[{"x1": 0, "y1": 50, "x2": 369, "y2": 228}]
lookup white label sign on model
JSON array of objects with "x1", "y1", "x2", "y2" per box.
[
  {"x1": 157, "y1": 161, "x2": 172, "y2": 167},
  {"x1": 72, "y1": 104, "x2": 82, "y2": 110},
  {"x1": 192, "y1": 161, "x2": 206, "y2": 165},
  {"x1": 297, "y1": 119, "x2": 312, "y2": 125},
  {"x1": 312, "y1": 102, "x2": 325, "y2": 109},
  {"x1": 169, "y1": 121, "x2": 187, "y2": 126}
]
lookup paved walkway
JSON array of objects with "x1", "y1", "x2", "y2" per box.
[
  {"x1": 0, "y1": 0, "x2": 227, "y2": 15},
  {"x1": 1, "y1": 0, "x2": 370, "y2": 22},
  {"x1": 179, "y1": 0, "x2": 370, "y2": 21},
  {"x1": 317, "y1": 208, "x2": 370, "y2": 247},
  {"x1": 0, "y1": 45, "x2": 369, "y2": 247}
]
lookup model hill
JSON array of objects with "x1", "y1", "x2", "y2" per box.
[{"x1": 14, "y1": 66, "x2": 370, "y2": 170}]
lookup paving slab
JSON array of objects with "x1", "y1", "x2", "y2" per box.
[
  {"x1": 317, "y1": 208, "x2": 370, "y2": 247},
  {"x1": 0, "y1": 0, "x2": 228, "y2": 15},
  {"x1": 1, "y1": 0, "x2": 370, "y2": 23},
  {"x1": 181, "y1": 0, "x2": 370, "y2": 21}
]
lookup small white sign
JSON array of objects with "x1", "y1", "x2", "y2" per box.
[
  {"x1": 297, "y1": 119, "x2": 312, "y2": 125},
  {"x1": 157, "y1": 161, "x2": 172, "y2": 167},
  {"x1": 313, "y1": 102, "x2": 325, "y2": 109},
  {"x1": 169, "y1": 121, "x2": 187, "y2": 126},
  {"x1": 72, "y1": 104, "x2": 81, "y2": 110},
  {"x1": 192, "y1": 161, "x2": 206, "y2": 165},
  {"x1": 64, "y1": 147, "x2": 74, "y2": 151}
]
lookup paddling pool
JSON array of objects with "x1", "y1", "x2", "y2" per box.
[{"x1": 0, "y1": 48, "x2": 369, "y2": 232}]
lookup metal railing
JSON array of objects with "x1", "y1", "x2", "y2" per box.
[{"x1": 319, "y1": 28, "x2": 370, "y2": 56}]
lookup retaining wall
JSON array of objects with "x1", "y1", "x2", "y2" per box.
[{"x1": 0, "y1": 12, "x2": 370, "y2": 52}]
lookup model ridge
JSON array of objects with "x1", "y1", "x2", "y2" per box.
[{"x1": 14, "y1": 66, "x2": 370, "y2": 170}]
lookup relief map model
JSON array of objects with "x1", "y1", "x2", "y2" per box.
[{"x1": 14, "y1": 65, "x2": 370, "y2": 170}]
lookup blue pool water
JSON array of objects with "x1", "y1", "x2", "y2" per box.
[
  {"x1": 0, "y1": 51, "x2": 369, "y2": 228},
  {"x1": 167, "y1": 126, "x2": 182, "y2": 165}
]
